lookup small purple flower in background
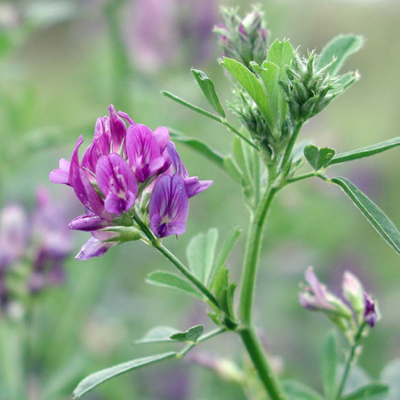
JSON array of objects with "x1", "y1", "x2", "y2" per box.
[
  {"x1": 50, "y1": 105, "x2": 212, "y2": 259},
  {"x1": 300, "y1": 267, "x2": 379, "y2": 338},
  {"x1": 363, "y1": 292, "x2": 378, "y2": 327},
  {"x1": 214, "y1": 6, "x2": 269, "y2": 69},
  {"x1": 299, "y1": 267, "x2": 350, "y2": 315},
  {"x1": 126, "y1": 0, "x2": 218, "y2": 72},
  {"x1": 29, "y1": 188, "x2": 73, "y2": 294},
  {"x1": 0, "y1": 189, "x2": 73, "y2": 314}
]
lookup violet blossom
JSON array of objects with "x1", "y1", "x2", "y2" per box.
[
  {"x1": 363, "y1": 292, "x2": 378, "y2": 327},
  {"x1": 0, "y1": 189, "x2": 73, "y2": 313},
  {"x1": 50, "y1": 105, "x2": 212, "y2": 259}
]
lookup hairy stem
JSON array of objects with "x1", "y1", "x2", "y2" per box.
[{"x1": 336, "y1": 322, "x2": 367, "y2": 399}]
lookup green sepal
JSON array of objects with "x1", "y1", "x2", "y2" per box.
[
  {"x1": 304, "y1": 145, "x2": 336, "y2": 171},
  {"x1": 191, "y1": 68, "x2": 225, "y2": 117},
  {"x1": 100, "y1": 226, "x2": 142, "y2": 243}
]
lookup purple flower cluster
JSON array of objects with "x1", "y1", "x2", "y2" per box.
[
  {"x1": 299, "y1": 268, "x2": 379, "y2": 330},
  {"x1": 50, "y1": 105, "x2": 212, "y2": 260},
  {"x1": 0, "y1": 189, "x2": 72, "y2": 313}
]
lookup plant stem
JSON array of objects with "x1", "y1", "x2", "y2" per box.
[
  {"x1": 238, "y1": 187, "x2": 277, "y2": 324},
  {"x1": 237, "y1": 187, "x2": 287, "y2": 400},
  {"x1": 336, "y1": 322, "x2": 367, "y2": 399},
  {"x1": 279, "y1": 121, "x2": 304, "y2": 173},
  {"x1": 155, "y1": 244, "x2": 220, "y2": 309},
  {"x1": 286, "y1": 171, "x2": 316, "y2": 184},
  {"x1": 240, "y1": 327, "x2": 286, "y2": 400}
]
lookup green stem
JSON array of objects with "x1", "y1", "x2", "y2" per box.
[
  {"x1": 133, "y1": 212, "x2": 220, "y2": 309},
  {"x1": 237, "y1": 187, "x2": 287, "y2": 400},
  {"x1": 286, "y1": 171, "x2": 316, "y2": 184},
  {"x1": 279, "y1": 121, "x2": 304, "y2": 173},
  {"x1": 155, "y1": 244, "x2": 220, "y2": 309},
  {"x1": 240, "y1": 327, "x2": 286, "y2": 400},
  {"x1": 238, "y1": 187, "x2": 277, "y2": 324},
  {"x1": 336, "y1": 322, "x2": 367, "y2": 399}
]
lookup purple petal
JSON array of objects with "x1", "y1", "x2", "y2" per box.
[
  {"x1": 118, "y1": 111, "x2": 134, "y2": 125},
  {"x1": 126, "y1": 124, "x2": 163, "y2": 182},
  {"x1": 75, "y1": 236, "x2": 116, "y2": 260},
  {"x1": 185, "y1": 177, "x2": 213, "y2": 198},
  {"x1": 167, "y1": 142, "x2": 188, "y2": 177},
  {"x1": 96, "y1": 153, "x2": 137, "y2": 214},
  {"x1": 49, "y1": 158, "x2": 71, "y2": 185},
  {"x1": 363, "y1": 292, "x2": 377, "y2": 327},
  {"x1": 109, "y1": 104, "x2": 127, "y2": 151},
  {"x1": 69, "y1": 214, "x2": 110, "y2": 231},
  {"x1": 153, "y1": 127, "x2": 170, "y2": 152},
  {"x1": 149, "y1": 174, "x2": 189, "y2": 238}
]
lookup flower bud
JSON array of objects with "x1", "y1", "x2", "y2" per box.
[
  {"x1": 363, "y1": 292, "x2": 378, "y2": 327},
  {"x1": 342, "y1": 271, "x2": 365, "y2": 315},
  {"x1": 281, "y1": 51, "x2": 356, "y2": 123},
  {"x1": 299, "y1": 267, "x2": 352, "y2": 319},
  {"x1": 214, "y1": 6, "x2": 269, "y2": 69}
]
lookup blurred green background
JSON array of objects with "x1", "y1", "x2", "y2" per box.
[{"x1": 0, "y1": 0, "x2": 399, "y2": 399}]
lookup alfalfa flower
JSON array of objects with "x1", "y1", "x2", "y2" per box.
[{"x1": 50, "y1": 105, "x2": 212, "y2": 259}]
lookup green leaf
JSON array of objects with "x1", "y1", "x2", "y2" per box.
[
  {"x1": 213, "y1": 267, "x2": 236, "y2": 319},
  {"x1": 330, "y1": 137, "x2": 400, "y2": 165},
  {"x1": 72, "y1": 352, "x2": 177, "y2": 398},
  {"x1": 134, "y1": 326, "x2": 180, "y2": 345},
  {"x1": 162, "y1": 91, "x2": 221, "y2": 123},
  {"x1": 337, "y1": 71, "x2": 360, "y2": 91},
  {"x1": 169, "y1": 128, "x2": 225, "y2": 169},
  {"x1": 186, "y1": 228, "x2": 219, "y2": 286},
  {"x1": 332, "y1": 177, "x2": 400, "y2": 255},
  {"x1": 146, "y1": 271, "x2": 203, "y2": 299},
  {"x1": 191, "y1": 69, "x2": 225, "y2": 117},
  {"x1": 304, "y1": 145, "x2": 336, "y2": 170},
  {"x1": 211, "y1": 226, "x2": 242, "y2": 285},
  {"x1": 321, "y1": 332, "x2": 338, "y2": 399},
  {"x1": 223, "y1": 155, "x2": 243, "y2": 184},
  {"x1": 170, "y1": 325, "x2": 204, "y2": 342},
  {"x1": 317, "y1": 34, "x2": 363, "y2": 76},
  {"x1": 341, "y1": 382, "x2": 389, "y2": 399},
  {"x1": 251, "y1": 60, "x2": 281, "y2": 137},
  {"x1": 283, "y1": 380, "x2": 325, "y2": 400},
  {"x1": 266, "y1": 39, "x2": 295, "y2": 82},
  {"x1": 266, "y1": 39, "x2": 295, "y2": 125},
  {"x1": 381, "y1": 359, "x2": 400, "y2": 400},
  {"x1": 220, "y1": 57, "x2": 274, "y2": 129}
]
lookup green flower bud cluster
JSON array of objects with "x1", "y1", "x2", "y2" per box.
[
  {"x1": 280, "y1": 51, "x2": 357, "y2": 123},
  {"x1": 214, "y1": 6, "x2": 269, "y2": 69}
]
